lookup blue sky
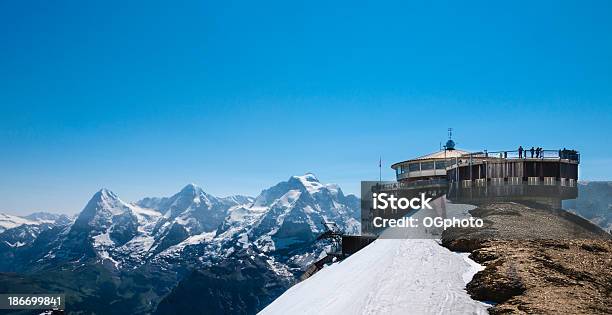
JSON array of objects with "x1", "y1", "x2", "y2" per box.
[{"x1": 1, "y1": 0, "x2": 611, "y2": 214}]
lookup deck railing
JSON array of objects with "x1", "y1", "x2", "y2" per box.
[
  {"x1": 446, "y1": 149, "x2": 579, "y2": 169},
  {"x1": 374, "y1": 178, "x2": 448, "y2": 191}
]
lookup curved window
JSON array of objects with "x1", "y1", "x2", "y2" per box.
[
  {"x1": 435, "y1": 160, "x2": 446, "y2": 169},
  {"x1": 421, "y1": 162, "x2": 434, "y2": 170},
  {"x1": 396, "y1": 165, "x2": 408, "y2": 174},
  {"x1": 408, "y1": 163, "x2": 420, "y2": 172}
]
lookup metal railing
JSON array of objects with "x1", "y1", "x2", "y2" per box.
[
  {"x1": 374, "y1": 178, "x2": 448, "y2": 191},
  {"x1": 446, "y1": 149, "x2": 579, "y2": 169}
]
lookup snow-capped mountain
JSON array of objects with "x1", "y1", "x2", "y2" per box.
[
  {"x1": 0, "y1": 174, "x2": 360, "y2": 314},
  {"x1": 152, "y1": 174, "x2": 360, "y2": 272},
  {"x1": 249, "y1": 173, "x2": 359, "y2": 253},
  {"x1": 137, "y1": 184, "x2": 254, "y2": 255},
  {"x1": 22, "y1": 188, "x2": 161, "y2": 270}
]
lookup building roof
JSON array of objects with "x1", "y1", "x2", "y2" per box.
[
  {"x1": 391, "y1": 149, "x2": 470, "y2": 169},
  {"x1": 411, "y1": 149, "x2": 470, "y2": 160}
]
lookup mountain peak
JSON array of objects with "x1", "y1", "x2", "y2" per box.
[
  {"x1": 290, "y1": 173, "x2": 324, "y2": 194},
  {"x1": 97, "y1": 188, "x2": 118, "y2": 200},
  {"x1": 77, "y1": 188, "x2": 129, "y2": 221},
  {"x1": 293, "y1": 173, "x2": 319, "y2": 182},
  {"x1": 179, "y1": 183, "x2": 202, "y2": 195}
]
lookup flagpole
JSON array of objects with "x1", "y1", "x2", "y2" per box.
[{"x1": 379, "y1": 157, "x2": 382, "y2": 183}]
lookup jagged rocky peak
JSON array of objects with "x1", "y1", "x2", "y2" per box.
[
  {"x1": 170, "y1": 184, "x2": 215, "y2": 209},
  {"x1": 94, "y1": 188, "x2": 127, "y2": 210},
  {"x1": 74, "y1": 188, "x2": 134, "y2": 229}
]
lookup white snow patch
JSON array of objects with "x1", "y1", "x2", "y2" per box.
[
  {"x1": 92, "y1": 232, "x2": 115, "y2": 247},
  {"x1": 159, "y1": 231, "x2": 216, "y2": 257},
  {"x1": 4, "y1": 241, "x2": 26, "y2": 247},
  {"x1": 276, "y1": 190, "x2": 302, "y2": 207},
  {"x1": 98, "y1": 249, "x2": 120, "y2": 269}
]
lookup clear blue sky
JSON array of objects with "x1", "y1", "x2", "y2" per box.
[{"x1": 1, "y1": 0, "x2": 611, "y2": 214}]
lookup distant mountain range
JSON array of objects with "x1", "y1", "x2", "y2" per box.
[
  {"x1": 0, "y1": 212, "x2": 71, "y2": 233},
  {"x1": 563, "y1": 181, "x2": 612, "y2": 232},
  {"x1": 0, "y1": 173, "x2": 360, "y2": 314}
]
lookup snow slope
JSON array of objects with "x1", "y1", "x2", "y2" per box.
[
  {"x1": 260, "y1": 238, "x2": 488, "y2": 315},
  {"x1": 260, "y1": 202, "x2": 490, "y2": 315}
]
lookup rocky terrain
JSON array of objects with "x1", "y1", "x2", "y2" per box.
[{"x1": 442, "y1": 202, "x2": 612, "y2": 314}]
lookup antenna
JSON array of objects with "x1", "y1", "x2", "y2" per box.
[{"x1": 445, "y1": 128, "x2": 456, "y2": 150}]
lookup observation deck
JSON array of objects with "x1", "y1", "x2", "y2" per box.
[{"x1": 446, "y1": 149, "x2": 579, "y2": 187}]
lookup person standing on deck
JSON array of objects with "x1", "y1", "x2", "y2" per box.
[
  {"x1": 530, "y1": 147, "x2": 535, "y2": 158},
  {"x1": 518, "y1": 146, "x2": 523, "y2": 158}
]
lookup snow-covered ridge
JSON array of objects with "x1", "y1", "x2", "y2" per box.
[
  {"x1": 292, "y1": 173, "x2": 325, "y2": 194},
  {"x1": 0, "y1": 212, "x2": 66, "y2": 233},
  {"x1": 260, "y1": 239, "x2": 489, "y2": 315},
  {"x1": 6, "y1": 174, "x2": 360, "y2": 280}
]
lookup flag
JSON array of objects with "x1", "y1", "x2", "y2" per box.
[{"x1": 379, "y1": 157, "x2": 381, "y2": 168}]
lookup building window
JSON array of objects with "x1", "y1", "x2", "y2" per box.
[
  {"x1": 421, "y1": 161, "x2": 434, "y2": 170},
  {"x1": 435, "y1": 160, "x2": 446, "y2": 169},
  {"x1": 409, "y1": 163, "x2": 420, "y2": 172}
]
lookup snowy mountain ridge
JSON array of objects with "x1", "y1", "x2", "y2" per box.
[
  {"x1": 1, "y1": 174, "x2": 359, "y2": 274},
  {"x1": 0, "y1": 174, "x2": 361, "y2": 314},
  {"x1": 0, "y1": 211, "x2": 70, "y2": 233}
]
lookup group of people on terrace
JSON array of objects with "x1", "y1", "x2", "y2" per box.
[
  {"x1": 518, "y1": 146, "x2": 545, "y2": 159},
  {"x1": 471, "y1": 147, "x2": 578, "y2": 161}
]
